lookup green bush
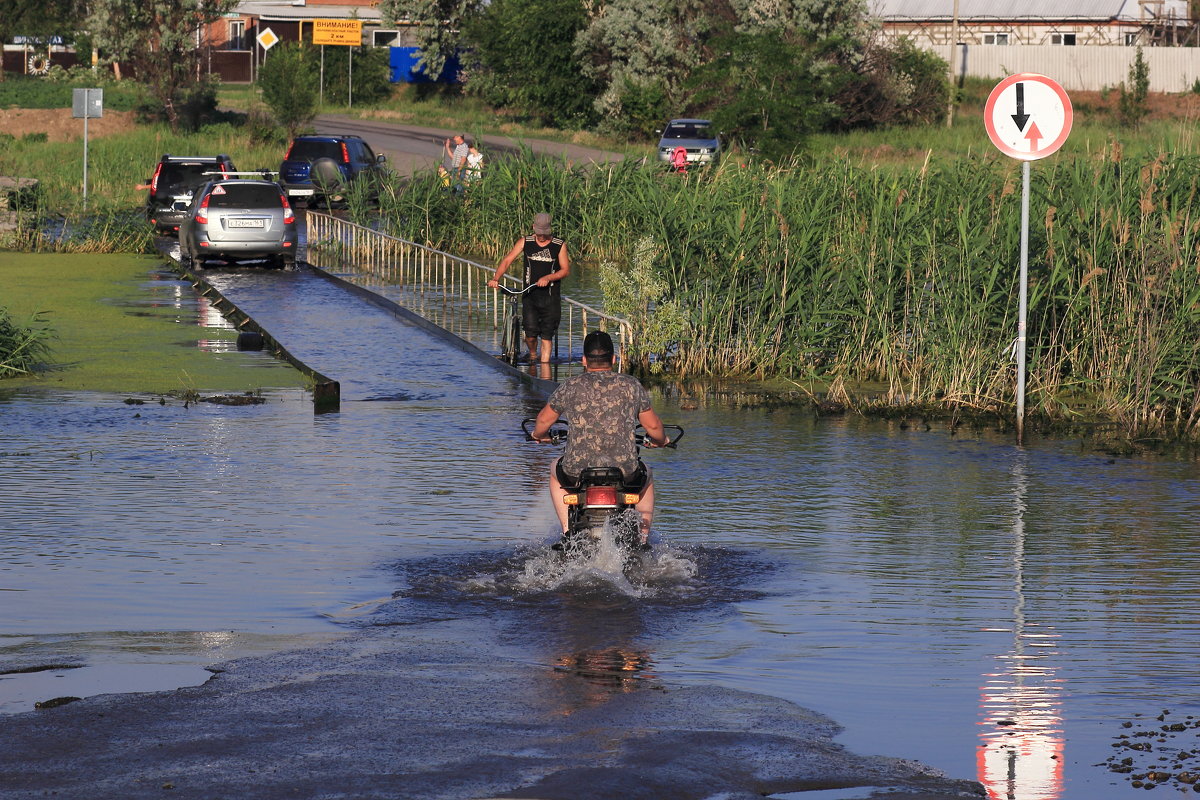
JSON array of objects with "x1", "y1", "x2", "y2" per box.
[
  {"x1": 0, "y1": 306, "x2": 54, "y2": 379},
  {"x1": 319, "y1": 46, "x2": 393, "y2": 106}
]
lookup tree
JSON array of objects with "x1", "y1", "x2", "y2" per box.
[
  {"x1": 257, "y1": 42, "x2": 319, "y2": 138},
  {"x1": 0, "y1": 0, "x2": 86, "y2": 82},
  {"x1": 687, "y1": 29, "x2": 839, "y2": 159},
  {"x1": 1118, "y1": 46, "x2": 1151, "y2": 128},
  {"x1": 87, "y1": 0, "x2": 235, "y2": 129},
  {"x1": 460, "y1": 0, "x2": 598, "y2": 126},
  {"x1": 379, "y1": 0, "x2": 478, "y2": 79},
  {"x1": 573, "y1": 0, "x2": 711, "y2": 133}
]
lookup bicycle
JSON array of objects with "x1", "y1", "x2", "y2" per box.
[{"x1": 496, "y1": 282, "x2": 535, "y2": 365}]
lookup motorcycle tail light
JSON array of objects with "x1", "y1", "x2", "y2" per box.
[
  {"x1": 622, "y1": 493, "x2": 641, "y2": 505},
  {"x1": 585, "y1": 486, "x2": 618, "y2": 508},
  {"x1": 563, "y1": 494, "x2": 579, "y2": 506}
]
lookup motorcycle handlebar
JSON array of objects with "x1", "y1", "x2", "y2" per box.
[{"x1": 521, "y1": 418, "x2": 684, "y2": 448}]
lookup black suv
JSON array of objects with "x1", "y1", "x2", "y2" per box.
[
  {"x1": 279, "y1": 135, "x2": 386, "y2": 205},
  {"x1": 146, "y1": 154, "x2": 236, "y2": 235}
]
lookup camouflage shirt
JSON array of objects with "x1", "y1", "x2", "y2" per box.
[{"x1": 548, "y1": 370, "x2": 652, "y2": 480}]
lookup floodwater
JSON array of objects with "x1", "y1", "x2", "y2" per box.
[{"x1": 2, "y1": 264, "x2": 1200, "y2": 800}]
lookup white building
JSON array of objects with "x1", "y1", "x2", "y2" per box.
[{"x1": 872, "y1": 0, "x2": 1194, "y2": 47}]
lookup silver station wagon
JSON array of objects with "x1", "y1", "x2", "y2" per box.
[
  {"x1": 656, "y1": 118, "x2": 722, "y2": 167},
  {"x1": 179, "y1": 179, "x2": 299, "y2": 269}
]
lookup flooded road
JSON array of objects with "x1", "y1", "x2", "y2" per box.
[{"x1": 3, "y1": 263, "x2": 1200, "y2": 799}]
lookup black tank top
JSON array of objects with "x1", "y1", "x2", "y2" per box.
[{"x1": 523, "y1": 236, "x2": 563, "y2": 296}]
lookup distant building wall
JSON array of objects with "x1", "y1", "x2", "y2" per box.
[{"x1": 932, "y1": 43, "x2": 1200, "y2": 91}]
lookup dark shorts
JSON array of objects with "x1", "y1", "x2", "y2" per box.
[{"x1": 522, "y1": 290, "x2": 561, "y2": 340}]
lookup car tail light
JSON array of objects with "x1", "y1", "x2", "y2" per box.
[
  {"x1": 285, "y1": 143, "x2": 294, "y2": 160},
  {"x1": 280, "y1": 193, "x2": 294, "y2": 224},
  {"x1": 584, "y1": 486, "x2": 618, "y2": 508},
  {"x1": 150, "y1": 163, "x2": 163, "y2": 194},
  {"x1": 341, "y1": 142, "x2": 350, "y2": 163},
  {"x1": 195, "y1": 193, "x2": 210, "y2": 224}
]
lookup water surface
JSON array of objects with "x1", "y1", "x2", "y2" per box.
[{"x1": 3, "y1": 265, "x2": 1198, "y2": 800}]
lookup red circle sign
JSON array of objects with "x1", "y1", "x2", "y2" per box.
[{"x1": 984, "y1": 73, "x2": 1073, "y2": 161}]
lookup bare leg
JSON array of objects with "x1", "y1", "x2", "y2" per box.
[
  {"x1": 549, "y1": 458, "x2": 569, "y2": 533},
  {"x1": 524, "y1": 335, "x2": 538, "y2": 361},
  {"x1": 634, "y1": 477, "x2": 655, "y2": 545},
  {"x1": 538, "y1": 337, "x2": 553, "y2": 363}
]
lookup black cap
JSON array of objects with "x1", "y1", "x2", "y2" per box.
[{"x1": 583, "y1": 330, "x2": 614, "y2": 359}]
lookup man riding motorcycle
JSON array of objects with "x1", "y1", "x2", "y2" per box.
[{"x1": 529, "y1": 331, "x2": 670, "y2": 546}]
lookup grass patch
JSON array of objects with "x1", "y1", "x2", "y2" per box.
[
  {"x1": 0, "y1": 121, "x2": 289, "y2": 213},
  {"x1": 0, "y1": 252, "x2": 307, "y2": 394}
]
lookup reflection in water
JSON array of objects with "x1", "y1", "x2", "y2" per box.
[{"x1": 978, "y1": 454, "x2": 1065, "y2": 800}]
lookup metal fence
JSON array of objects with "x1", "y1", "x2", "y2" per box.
[{"x1": 305, "y1": 212, "x2": 632, "y2": 373}]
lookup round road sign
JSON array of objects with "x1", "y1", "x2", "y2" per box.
[{"x1": 984, "y1": 73, "x2": 1073, "y2": 160}]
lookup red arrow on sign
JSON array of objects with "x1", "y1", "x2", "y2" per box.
[{"x1": 1024, "y1": 121, "x2": 1043, "y2": 152}]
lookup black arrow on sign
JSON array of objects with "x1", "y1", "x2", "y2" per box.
[{"x1": 1011, "y1": 82, "x2": 1030, "y2": 131}]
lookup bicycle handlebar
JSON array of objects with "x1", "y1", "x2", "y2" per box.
[
  {"x1": 496, "y1": 283, "x2": 537, "y2": 296},
  {"x1": 520, "y1": 418, "x2": 684, "y2": 448}
]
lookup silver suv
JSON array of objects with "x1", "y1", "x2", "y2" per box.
[
  {"x1": 178, "y1": 179, "x2": 299, "y2": 270},
  {"x1": 656, "y1": 119, "x2": 721, "y2": 167}
]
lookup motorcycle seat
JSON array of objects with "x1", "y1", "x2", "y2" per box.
[{"x1": 557, "y1": 461, "x2": 648, "y2": 493}]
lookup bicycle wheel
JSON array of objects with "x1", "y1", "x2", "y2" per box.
[{"x1": 501, "y1": 301, "x2": 522, "y2": 365}]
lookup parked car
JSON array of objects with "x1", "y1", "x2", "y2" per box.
[
  {"x1": 145, "y1": 154, "x2": 236, "y2": 235},
  {"x1": 178, "y1": 179, "x2": 298, "y2": 270},
  {"x1": 279, "y1": 134, "x2": 387, "y2": 205},
  {"x1": 655, "y1": 119, "x2": 721, "y2": 167}
]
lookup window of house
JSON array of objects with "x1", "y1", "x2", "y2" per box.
[
  {"x1": 1125, "y1": 32, "x2": 1140, "y2": 46},
  {"x1": 373, "y1": 30, "x2": 399, "y2": 47},
  {"x1": 983, "y1": 33, "x2": 1010, "y2": 45},
  {"x1": 228, "y1": 20, "x2": 246, "y2": 50},
  {"x1": 1050, "y1": 33, "x2": 1076, "y2": 45}
]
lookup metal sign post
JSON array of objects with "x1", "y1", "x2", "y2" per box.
[
  {"x1": 71, "y1": 88, "x2": 103, "y2": 208},
  {"x1": 984, "y1": 73, "x2": 1073, "y2": 445}
]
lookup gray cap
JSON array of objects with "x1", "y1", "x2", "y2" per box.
[{"x1": 533, "y1": 213, "x2": 552, "y2": 236}]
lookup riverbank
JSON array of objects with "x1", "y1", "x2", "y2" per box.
[{"x1": 0, "y1": 252, "x2": 306, "y2": 394}]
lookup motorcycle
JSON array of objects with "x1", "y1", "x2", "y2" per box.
[{"x1": 521, "y1": 417, "x2": 684, "y2": 556}]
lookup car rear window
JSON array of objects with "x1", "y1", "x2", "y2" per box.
[
  {"x1": 206, "y1": 183, "x2": 283, "y2": 208},
  {"x1": 159, "y1": 164, "x2": 224, "y2": 193},
  {"x1": 287, "y1": 140, "x2": 341, "y2": 161},
  {"x1": 663, "y1": 123, "x2": 713, "y2": 139}
]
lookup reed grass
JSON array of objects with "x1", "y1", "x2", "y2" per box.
[
  {"x1": 370, "y1": 148, "x2": 1200, "y2": 440},
  {"x1": 0, "y1": 306, "x2": 53, "y2": 378}
]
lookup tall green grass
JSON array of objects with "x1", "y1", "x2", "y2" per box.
[
  {"x1": 0, "y1": 122, "x2": 288, "y2": 213},
  {"x1": 0, "y1": 306, "x2": 53, "y2": 378},
  {"x1": 370, "y1": 149, "x2": 1200, "y2": 440}
]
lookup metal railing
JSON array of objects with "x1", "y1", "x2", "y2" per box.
[{"x1": 305, "y1": 212, "x2": 632, "y2": 373}]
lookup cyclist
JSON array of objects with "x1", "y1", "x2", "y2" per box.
[
  {"x1": 487, "y1": 213, "x2": 570, "y2": 363},
  {"x1": 529, "y1": 330, "x2": 669, "y2": 545}
]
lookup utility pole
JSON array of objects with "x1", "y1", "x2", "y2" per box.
[{"x1": 947, "y1": 0, "x2": 960, "y2": 128}]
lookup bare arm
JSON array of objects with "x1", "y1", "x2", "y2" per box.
[
  {"x1": 530, "y1": 403, "x2": 561, "y2": 443},
  {"x1": 638, "y1": 407, "x2": 668, "y2": 447},
  {"x1": 488, "y1": 239, "x2": 525, "y2": 287}
]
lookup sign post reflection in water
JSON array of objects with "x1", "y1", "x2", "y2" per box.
[
  {"x1": 977, "y1": 455, "x2": 1065, "y2": 800},
  {"x1": 984, "y1": 74, "x2": 1073, "y2": 445}
]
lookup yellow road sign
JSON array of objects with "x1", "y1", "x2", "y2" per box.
[{"x1": 313, "y1": 19, "x2": 362, "y2": 46}]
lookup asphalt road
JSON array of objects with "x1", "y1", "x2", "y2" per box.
[{"x1": 313, "y1": 114, "x2": 628, "y2": 178}]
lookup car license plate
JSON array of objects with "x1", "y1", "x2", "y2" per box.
[
  {"x1": 289, "y1": 188, "x2": 315, "y2": 197},
  {"x1": 228, "y1": 218, "x2": 265, "y2": 228}
]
